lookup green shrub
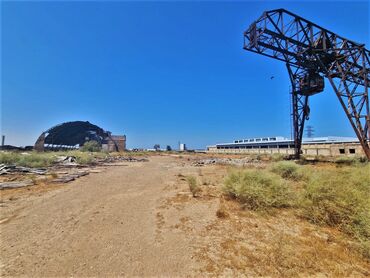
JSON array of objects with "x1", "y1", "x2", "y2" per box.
[
  {"x1": 222, "y1": 163, "x2": 370, "y2": 257},
  {"x1": 300, "y1": 164, "x2": 370, "y2": 256},
  {"x1": 334, "y1": 156, "x2": 364, "y2": 165},
  {"x1": 80, "y1": 140, "x2": 101, "y2": 152},
  {"x1": 271, "y1": 153, "x2": 286, "y2": 162},
  {"x1": 270, "y1": 161, "x2": 302, "y2": 180},
  {"x1": 187, "y1": 176, "x2": 200, "y2": 197},
  {"x1": 0, "y1": 150, "x2": 102, "y2": 167},
  {"x1": 0, "y1": 152, "x2": 21, "y2": 165},
  {"x1": 223, "y1": 169, "x2": 295, "y2": 210},
  {"x1": 0, "y1": 151, "x2": 55, "y2": 168},
  {"x1": 74, "y1": 152, "x2": 94, "y2": 164},
  {"x1": 18, "y1": 152, "x2": 55, "y2": 168}
]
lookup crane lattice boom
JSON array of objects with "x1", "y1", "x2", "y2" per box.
[{"x1": 243, "y1": 9, "x2": 370, "y2": 159}]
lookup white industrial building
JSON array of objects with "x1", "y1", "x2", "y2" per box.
[{"x1": 207, "y1": 136, "x2": 364, "y2": 156}]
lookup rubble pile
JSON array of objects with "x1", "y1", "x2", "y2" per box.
[
  {"x1": 0, "y1": 180, "x2": 34, "y2": 190},
  {"x1": 193, "y1": 157, "x2": 262, "y2": 167},
  {"x1": 98, "y1": 156, "x2": 149, "y2": 163},
  {"x1": 0, "y1": 155, "x2": 149, "y2": 189},
  {"x1": 0, "y1": 164, "x2": 47, "y2": 175},
  {"x1": 56, "y1": 156, "x2": 78, "y2": 166},
  {"x1": 51, "y1": 170, "x2": 89, "y2": 183}
]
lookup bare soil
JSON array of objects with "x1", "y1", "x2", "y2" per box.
[{"x1": 1, "y1": 155, "x2": 369, "y2": 277}]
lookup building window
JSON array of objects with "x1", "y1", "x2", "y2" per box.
[
  {"x1": 339, "y1": 148, "x2": 345, "y2": 154},
  {"x1": 349, "y1": 149, "x2": 356, "y2": 154}
]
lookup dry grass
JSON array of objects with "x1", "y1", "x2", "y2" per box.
[
  {"x1": 300, "y1": 164, "x2": 370, "y2": 258},
  {"x1": 154, "y1": 156, "x2": 370, "y2": 276},
  {"x1": 222, "y1": 161, "x2": 370, "y2": 258},
  {"x1": 186, "y1": 176, "x2": 201, "y2": 197},
  {"x1": 223, "y1": 169, "x2": 295, "y2": 210},
  {"x1": 216, "y1": 198, "x2": 229, "y2": 219},
  {"x1": 0, "y1": 152, "x2": 55, "y2": 168},
  {"x1": 0, "y1": 150, "x2": 111, "y2": 167},
  {"x1": 270, "y1": 161, "x2": 302, "y2": 180},
  {"x1": 195, "y1": 197, "x2": 370, "y2": 277}
]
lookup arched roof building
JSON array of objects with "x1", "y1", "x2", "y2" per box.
[{"x1": 34, "y1": 121, "x2": 126, "y2": 152}]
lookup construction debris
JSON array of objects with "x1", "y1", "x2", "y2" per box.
[
  {"x1": 98, "y1": 156, "x2": 149, "y2": 163},
  {"x1": 0, "y1": 155, "x2": 149, "y2": 188},
  {"x1": 56, "y1": 156, "x2": 78, "y2": 166},
  {"x1": 51, "y1": 171, "x2": 89, "y2": 183},
  {"x1": 193, "y1": 157, "x2": 262, "y2": 167},
  {"x1": 0, "y1": 180, "x2": 34, "y2": 190},
  {"x1": 0, "y1": 164, "x2": 47, "y2": 175}
]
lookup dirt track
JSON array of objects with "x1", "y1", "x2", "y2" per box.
[
  {"x1": 0, "y1": 156, "x2": 202, "y2": 276},
  {"x1": 1, "y1": 155, "x2": 369, "y2": 277}
]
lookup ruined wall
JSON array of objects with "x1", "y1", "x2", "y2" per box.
[
  {"x1": 102, "y1": 135, "x2": 126, "y2": 152},
  {"x1": 34, "y1": 133, "x2": 46, "y2": 152}
]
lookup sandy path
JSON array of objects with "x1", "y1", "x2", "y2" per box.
[{"x1": 0, "y1": 156, "x2": 196, "y2": 277}]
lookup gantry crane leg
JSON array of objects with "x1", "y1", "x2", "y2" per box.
[{"x1": 287, "y1": 64, "x2": 311, "y2": 159}]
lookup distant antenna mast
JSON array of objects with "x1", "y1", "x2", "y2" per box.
[{"x1": 305, "y1": 125, "x2": 315, "y2": 138}]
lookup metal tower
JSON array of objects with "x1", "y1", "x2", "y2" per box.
[
  {"x1": 305, "y1": 125, "x2": 315, "y2": 138},
  {"x1": 243, "y1": 9, "x2": 370, "y2": 160}
]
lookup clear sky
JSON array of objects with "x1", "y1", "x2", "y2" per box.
[{"x1": 1, "y1": 0, "x2": 369, "y2": 149}]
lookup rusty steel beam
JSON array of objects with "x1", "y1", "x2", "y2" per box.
[{"x1": 243, "y1": 9, "x2": 370, "y2": 160}]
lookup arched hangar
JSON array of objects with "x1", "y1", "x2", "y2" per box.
[{"x1": 34, "y1": 121, "x2": 126, "y2": 152}]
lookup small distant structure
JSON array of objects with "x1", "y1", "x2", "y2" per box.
[
  {"x1": 102, "y1": 134, "x2": 126, "y2": 152},
  {"x1": 1, "y1": 135, "x2": 5, "y2": 147},
  {"x1": 179, "y1": 143, "x2": 187, "y2": 152},
  {"x1": 305, "y1": 125, "x2": 315, "y2": 138}
]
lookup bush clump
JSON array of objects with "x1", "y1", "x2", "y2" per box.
[
  {"x1": 0, "y1": 150, "x2": 104, "y2": 167},
  {"x1": 223, "y1": 169, "x2": 295, "y2": 210},
  {"x1": 271, "y1": 153, "x2": 286, "y2": 162},
  {"x1": 223, "y1": 163, "x2": 370, "y2": 257},
  {"x1": 80, "y1": 140, "x2": 101, "y2": 152},
  {"x1": 334, "y1": 156, "x2": 365, "y2": 165},
  {"x1": 187, "y1": 176, "x2": 201, "y2": 197},
  {"x1": 0, "y1": 151, "x2": 55, "y2": 168},
  {"x1": 270, "y1": 161, "x2": 302, "y2": 180},
  {"x1": 301, "y1": 165, "x2": 370, "y2": 243}
]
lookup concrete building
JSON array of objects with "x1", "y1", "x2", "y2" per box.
[
  {"x1": 207, "y1": 136, "x2": 364, "y2": 157},
  {"x1": 102, "y1": 135, "x2": 126, "y2": 152},
  {"x1": 179, "y1": 143, "x2": 187, "y2": 152}
]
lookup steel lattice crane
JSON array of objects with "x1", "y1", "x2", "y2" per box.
[{"x1": 243, "y1": 9, "x2": 370, "y2": 160}]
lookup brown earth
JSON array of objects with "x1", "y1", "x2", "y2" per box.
[{"x1": 1, "y1": 155, "x2": 369, "y2": 277}]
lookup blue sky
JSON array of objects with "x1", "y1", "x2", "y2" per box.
[{"x1": 1, "y1": 1, "x2": 369, "y2": 149}]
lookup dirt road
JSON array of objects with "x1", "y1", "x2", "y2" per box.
[
  {"x1": 0, "y1": 156, "x2": 202, "y2": 276},
  {"x1": 2, "y1": 155, "x2": 369, "y2": 277}
]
